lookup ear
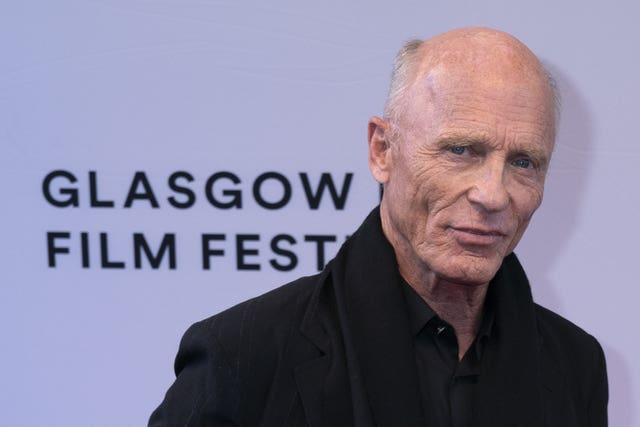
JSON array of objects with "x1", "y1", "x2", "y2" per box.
[{"x1": 368, "y1": 116, "x2": 392, "y2": 184}]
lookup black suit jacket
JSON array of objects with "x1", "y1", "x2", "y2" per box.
[{"x1": 150, "y1": 208, "x2": 608, "y2": 426}]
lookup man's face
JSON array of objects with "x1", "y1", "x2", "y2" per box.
[{"x1": 373, "y1": 64, "x2": 556, "y2": 286}]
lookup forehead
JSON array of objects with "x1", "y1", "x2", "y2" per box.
[{"x1": 401, "y1": 63, "x2": 556, "y2": 149}]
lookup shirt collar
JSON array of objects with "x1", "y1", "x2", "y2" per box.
[
  {"x1": 399, "y1": 276, "x2": 495, "y2": 360},
  {"x1": 400, "y1": 276, "x2": 438, "y2": 336}
]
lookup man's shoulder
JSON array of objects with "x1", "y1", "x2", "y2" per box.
[
  {"x1": 184, "y1": 271, "x2": 326, "y2": 356},
  {"x1": 534, "y1": 303, "x2": 599, "y2": 347},
  {"x1": 533, "y1": 303, "x2": 605, "y2": 373},
  {"x1": 152, "y1": 274, "x2": 329, "y2": 426},
  {"x1": 212, "y1": 271, "x2": 323, "y2": 325}
]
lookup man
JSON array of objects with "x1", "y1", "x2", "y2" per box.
[{"x1": 150, "y1": 27, "x2": 608, "y2": 426}]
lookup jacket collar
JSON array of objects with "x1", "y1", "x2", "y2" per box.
[
  {"x1": 330, "y1": 208, "x2": 427, "y2": 426},
  {"x1": 299, "y1": 207, "x2": 548, "y2": 426}
]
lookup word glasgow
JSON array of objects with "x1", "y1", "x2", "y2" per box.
[{"x1": 42, "y1": 170, "x2": 353, "y2": 210}]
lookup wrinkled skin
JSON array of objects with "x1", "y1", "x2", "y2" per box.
[{"x1": 369, "y1": 28, "x2": 556, "y2": 296}]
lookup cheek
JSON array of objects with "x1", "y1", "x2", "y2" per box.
[
  {"x1": 390, "y1": 151, "x2": 471, "y2": 229},
  {"x1": 422, "y1": 173, "x2": 477, "y2": 224},
  {"x1": 513, "y1": 185, "x2": 544, "y2": 221},
  {"x1": 508, "y1": 186, "x2": 544, "y2": 250},
  {"x1": 411, "y1": 162, "x2": 462, "y2": 203}
]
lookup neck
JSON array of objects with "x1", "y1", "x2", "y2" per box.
[{"x1": 405, "y1": 272, "x2": 488, "y2": 360}]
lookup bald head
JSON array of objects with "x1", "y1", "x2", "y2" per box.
[{"x1": 384, "y1": 27, "x2": 558, "y2": 137}]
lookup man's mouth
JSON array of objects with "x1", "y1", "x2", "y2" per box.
[{"x1": 449, "y1": 226, "x2": 506, "y2": 246}]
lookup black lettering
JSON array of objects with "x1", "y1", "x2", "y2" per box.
[
  {"x1": 236, "y1": 234, "x2": 260, "y2": 270},
  {"x1": 81, "y1": 232, "x2": 90, "y2": 268},
  {"x1": 168, "y1": 171, "x2": 196, "y2": 209},
  {"x1": 269, "y1": 234, "x2": 298, "y2": 271},
  {"x1": 42, "y1": 170, "x2": 78, "y2": 207},
  {"x1": 89, "y1": 171, "x2": 115, "y2": 208},
  {"x1": 47, "y1": 232, "x2": 70, "y2": 267},
  {"x1": 124, "y1": 171, "x2": 160, "y2": 208},
  {"x1": 253, "y1": 172, "x2": 291, "y2": 210},
  {"x1": 133, "y1": 233, "x2": 176, "y2": 269},
  {"x1": 100, "y1": 232, "x2": 125, "y2": 268},
  {"x1": 202, "y1": 234, "x2": 226, "y2": 269},
  {"x1": 304, "y1": 234, "x2": 337, "y2": 271},
  {"x1": 205, "y1": 172, "x2": 242, "y2": 209},
  {"x1": 299, "y1": 172, "x2": 353, "y2": 210}
]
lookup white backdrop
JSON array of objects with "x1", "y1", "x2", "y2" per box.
[{"x1": 1, "y1": 1, "x2": 638, "y2": 425}]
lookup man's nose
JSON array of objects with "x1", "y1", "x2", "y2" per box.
[{"x1": 466, "y1": 160, "x2": 510, "y2": 212}]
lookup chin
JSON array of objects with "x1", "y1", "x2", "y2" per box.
[{"x1": 436, "y1": 254, "x2": 504, "y2": 286}]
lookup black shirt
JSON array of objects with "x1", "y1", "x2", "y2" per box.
[{"x1": 401, "y1": 279, "x2": 494, "y2": 427}]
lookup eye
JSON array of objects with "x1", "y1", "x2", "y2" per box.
[
  {"x1": 449, "y1": 146, "x2": 467, "y2": 155},
  {"x1": 512, "y1": 158, "x2": 532, "y2": 169}
]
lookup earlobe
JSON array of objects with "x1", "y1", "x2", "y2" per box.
[{"x1": 368, "y1": 116, "x2": 392, "y2": 184}]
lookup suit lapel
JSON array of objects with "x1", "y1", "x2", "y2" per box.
[
  {"x1": 295, "y1": 271, "x2": 356, "y2": 427},
  {"x1": 294, "y1": 356, "x2": 330, "y2": 427},
  {"x1": 539, "y1": 336, "x2": 568, "y2": 427}
]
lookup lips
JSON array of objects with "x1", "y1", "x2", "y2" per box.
[{"x1": 449, "y1": 226, "x2": 507, "y2": 246}]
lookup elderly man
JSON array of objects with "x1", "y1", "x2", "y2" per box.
[{"x1": 150, "y1": 27, "x2": 608, "y2": 426}]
